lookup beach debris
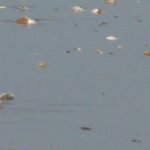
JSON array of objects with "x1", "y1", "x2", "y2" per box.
[
  {"x1": 37, "y1": 61, "x2": 48, "y2": 69},
  {"x1": 104, "y1": 0, "x2": 117, "y2": 4},
  {"x1": 91, "y1": 8, "x2": 103, "y2": 16},
  {"x1": 74, "y1": 47, "x2": 82, "y2": 52},
  {"x1": 80, "y1": 126, "x2": 92, "y2": 131},
  {"x1": 96, "y1": 49, "x2": 104, "y2": 54},
  {"x1": 105, "y1": 35, "x2": 118, "y2": 41},
  {"x1": 144, "y1": 50, "x2": 150, "y2": 56},
  {"x1": 0, "y1": 5, "x2": 7, "y2": 9},
  {"x1": 0, "y1": 93, "x2": 14, "y2": 100},
  {"x1": 16, "y1": 16, "x2": 37, "y2": 25},
  {"x1": 72, "y1": 5, "x2": 85, "y2": 13}
]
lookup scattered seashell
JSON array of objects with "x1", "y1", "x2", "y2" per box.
[
  {"x1": 72, "y1": 5, "x2": 85, "y2": 13},
  {"x1": 0, "y1": 93, "x2": 14, "y2": 100},
  {"x1": 105, "y1": 35, "x2": 118, "y2": 41},
  {"x1": 96, "y1": 49, "x2": 104, "y2": 54},
  {"x1": 37, "y1": 61, "x2": 48, "y2": 69},
  {"x1": 0, "y1": 5, "x2": 7, "y2": 9},
  {"x1": 144, "y1": 50, "x2": 150, "y2": 56},
  {"x1": 74, "y1": 47, "x2": 82, "y2": 52},
  {"x1": 104, "y1": 0, "x2": 117, "y2": 4},
  {"x1": 16, "y1": 16, "x2": 37, "y2": 25},
  {"x1": 91, "y1": 8, "x2": 103, "y2": 16}
]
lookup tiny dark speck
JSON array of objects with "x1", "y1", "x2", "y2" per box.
[
  {"x1": 80, "y1": 127, "x2": 92, "y2": 131},
  {"x1": 132, "y1": 139, "x2": 141, "y2": 143},
  {"x1": 66, "y1": 50, "x2": 71, "y2": 54}
]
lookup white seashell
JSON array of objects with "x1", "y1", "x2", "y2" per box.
[
  {"x1": 91, "y1": 8, "x2": 103, "y2": 15},
  {"x1": 74, "y1": 47, "x2": 82, "y2": 52},
  {"x1": 105, "y1": 35, "x2": 118, "y2": 41},
  {"x1": 96, "y1": 49, "x2": 104, "y2": 54},
  {"x1": 72, "y1": 5, "x2": 85, "y2": 13},
  {"x1": 0, "y1": 5, "x2": 7, "y2": 9}
]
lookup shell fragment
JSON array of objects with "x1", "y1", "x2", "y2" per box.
[
  {"x1": 104, "y1": 0, "x2": 117, "y2": 4},
  {"x1": 144, "y1": 50, "x2": 150, "y2": 56},
  {"x1": 74, "y1": 47, "x2": 82, "y2": 52},
  {"x1": 0, "y1": 93, "x2": 14, "y2": 100},
  {"x1": 96, "y1": 49, "x2": 104, "y2": 54},
  {"x1": 105, "y1": 35, "x2": 118, "y2": 41},
  {"x1": 37, "y1": 61, "x2": 48, "y2": 69},
  {"x1": 0, "y1": 5, "x2": 7, "y2": 9},
  {"x1": 16, "y1": 17, "x2": 37, "y2": 25},
  {"x1": 72, "y1": 5, "x2": 85, "y2": 13},
  {"x1": 91, "y1": 8, "x2": 103, "y2": 15}
]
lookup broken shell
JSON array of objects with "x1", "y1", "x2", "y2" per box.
[
  {"x1": 74, "y1": 47, "x2": 82, "y2": 52},
  {"x1": 16, "y1": 17, "x2": 37, "y2": 25},
  {"x1": 144, "y1": 50, "x2": 150, "y2": 56},
  {"x1": 37, "y1": 61, "x2": 48, "y2": 69},
  {"x1": 96, "y1": 49, "x2": 104, "y2": 54},
  {"x1": 105, "y1": 35, "x2": 118, "y2": 41},
  {"x1": 91, "y1": 8, "x2": 103, "y2": 15},
  {"x1": 104, "y1": 0, "x2": 117, "y2": 4},
  {"x1": 0, "y1": 5, "x2": 7, "y2": 9},
  {"x1": 0, "y1": 93, "x2": 14, "y2": 100},
  {"x1": 72, "y1": 5, "x2": 85, "y2": 13}
]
